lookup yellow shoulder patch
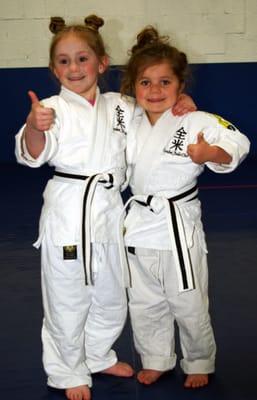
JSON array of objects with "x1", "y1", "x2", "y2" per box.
[{"x1": 212, "y1": 113, "x2": 237, "y2": 131}]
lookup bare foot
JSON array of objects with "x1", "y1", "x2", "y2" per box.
[
  {"x1": 102, "y1": 361, "x2": 134, "y2": 377},
  {"x1": 137, "y1": 369, "x2": 164, "y2": 385},
  {"x1": 65, "y1": 385, "x2": 91, "y2": 400},
  {"x1": 184, "y1": 374, "x2": 209, "y2": 388}
]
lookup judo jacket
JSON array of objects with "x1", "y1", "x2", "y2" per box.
[{"x1": 16, "y1": 86, "x2": 135, "y2": 249}]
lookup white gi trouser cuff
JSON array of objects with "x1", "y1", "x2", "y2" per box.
[
  {"x1": 180, "y1": 358, "x2": 215, "y2": 375},
  {"x1": 86, "y1": 349, "x2": 118, "y2": 373},
  {"x1": 47, "y1": 375, "x2": 92, "y2": 389},
  {"x1": 141, "y1": 354, "x2": 177, "y2": 372}
]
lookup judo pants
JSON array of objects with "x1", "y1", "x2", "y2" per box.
[
  {"x1": 40, "y1": 234, "x2": 127, "y2": 389},
  {"x1": 127, "y1": 242, "x2": 216, "y2": 375}
]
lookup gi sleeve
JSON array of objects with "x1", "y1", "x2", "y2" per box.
[{"x1": 200, "y1": 112, "x2": 250, "y2": 173}]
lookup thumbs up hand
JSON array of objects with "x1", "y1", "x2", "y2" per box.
[
  {"x1": 187, "y1": 132, "x2": 211, "y2": 164},
  {"x1": 26, "y1": 90, "x2": 55, "y2": 132}
]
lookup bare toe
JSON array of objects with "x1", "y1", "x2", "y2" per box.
[
  {"x1": 102, "y1": 361, "x2": 134, "y2": 377},
  {"x1": 137, "y1": 369, "x2": 164, "y2": 385},
  {"x1": 65, "y1": 385, "x2": 91, "y2": 400},
  {"x1": 184, "y1": 374, "x2": 208, "y2": 388}
]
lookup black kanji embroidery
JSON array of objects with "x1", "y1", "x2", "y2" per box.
[
  {"x1": 114, "y1": 105, "x2": 126, "y2": 134},
  {"x1": 164, "y1": 127, "x2": 188, "y2": 157}
]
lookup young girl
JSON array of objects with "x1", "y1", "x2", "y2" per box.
[
  {"x1": 15, "y1": 15, "x2": 138, "y2": 400},
  {"x1": 119, "y1": 27, "x2": 250, "y2": 389}
]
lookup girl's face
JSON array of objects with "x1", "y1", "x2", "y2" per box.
[
  {"x1": 135, "y1": 62, "x2": 183, "y2": 124},
  {"x1": 52, "y1": 33, "x2": 108, "y2": 101}
]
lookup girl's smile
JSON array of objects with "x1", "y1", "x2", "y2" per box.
[
  {"x1": 135, "y1": 62, "x2": 183, "y2": 124},
  {"x1": 53, "y1": 33, "x2": 107, "y2": 101}
]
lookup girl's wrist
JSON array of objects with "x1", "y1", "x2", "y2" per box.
[
  {"x1": 25, "y1": 122, "x2": 44, "y2": 136},
  {"x1": 207, "y1": 145, "x2": 219, "y2": 162}
]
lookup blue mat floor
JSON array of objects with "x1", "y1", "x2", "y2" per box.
[{"x1": 0, "y1": 161, "x2": 256, "y2": 400}]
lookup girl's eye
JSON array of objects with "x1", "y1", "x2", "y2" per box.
[
  {"x1": 140, "y1": 80, "x2": 150, "y2": 86},
  {"x1": 161, "y1": 79, "x2": 171, "y2": 86},
  {"x1": 59, "y1": 59, "x2": 68, "y2": 65},
  {"x1": 79, "y1": 56, "x2": 88, "y2": 62}
]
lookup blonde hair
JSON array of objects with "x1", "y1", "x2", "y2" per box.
[{"x1": 48, "y1": 15, "x2": 108, "y2": 70}]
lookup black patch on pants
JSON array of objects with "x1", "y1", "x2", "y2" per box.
[
  {"x1": 63, "y1": 245, "x2": 77, "y2": 260},
  {"x1": 127, "y1": 246, "x2": 135, "y2": 255}
]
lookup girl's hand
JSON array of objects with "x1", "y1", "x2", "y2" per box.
[
  {"x1": 26, "y1": 90, "x2": 55, "y2": 132},
  {"x1": 23, "y1": 91, "x2": 55, "y2": 159},
  {"x1": 187, "y1": 132, "x2": 211, "y2": 164},
  {"x1": 188, "y1": 132, "x2": 232, "y2": 165},
  {"x1": 172, "y1": 93, "x2": 197, "y2": 116}
]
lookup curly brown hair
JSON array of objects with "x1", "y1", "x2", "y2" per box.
[{"x1": 121, "y1": 26, "x2": 190, "y2": 96}]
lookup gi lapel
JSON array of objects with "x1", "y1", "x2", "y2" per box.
[
  {"x1": 88, "y1": 93, "x2": 109, "y2": 169},
  {"x1": 133, "y1": 110, "x2": 180, "y2": 193}
]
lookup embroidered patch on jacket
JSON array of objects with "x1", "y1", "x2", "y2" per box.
[
  {"x1": 212, "y1": 113, "x2": 237, "y2": 131},
  {"x1": 113, "y1": 105, "x2": 127, "y2": 134},
  {"x1": 63, "y1": 245, "x2": 77, "y2": 260},
  {"x1": 163, "y1": 127, "x2": 188, "y2": 157}
]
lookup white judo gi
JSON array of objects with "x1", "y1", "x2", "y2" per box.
[
  {"x1": 120, "y1": 109, "x2": 250, "y2": 374},
  {"x1": 15, "y1": 86, "x2": 135, "y2": 389}
]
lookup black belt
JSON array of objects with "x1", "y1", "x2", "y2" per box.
[
  {"x1": 130, "y1": 185, "x2": 198, "y2": 292},
  {"x1": 168, "y1": 186, "x2": 198, "y2": 290},
  {"x1": 136, "y1": 185, "x2": 198, "y2": 209},
  {"x1": 54, "y1": 171, "x2": 114, "y2": 186},
  {"x1": 54, "y1": 171, "x2": 114, "y2": 285}
]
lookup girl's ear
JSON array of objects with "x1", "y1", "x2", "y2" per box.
[
  {"x1": 51, "y1": 65, "x2": 60, "y2": 81},
  {"x1": 99, "y1": 55, "x2": 109, "y2": 74},
  {"x1": 53, "y1": 70, "x2": 59, "y2": 80}
]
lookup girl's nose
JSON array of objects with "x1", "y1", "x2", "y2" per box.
[
  {"x1": 69, "y1": 61, "x2": 79, "y2": 71},
  {"x1": 150, "y1": 83, "x2": 161, "y2": 93}
]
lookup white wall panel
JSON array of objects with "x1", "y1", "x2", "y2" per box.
[{"x1": 0, "y1": 0, "x2": 256, "y2": 67}]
